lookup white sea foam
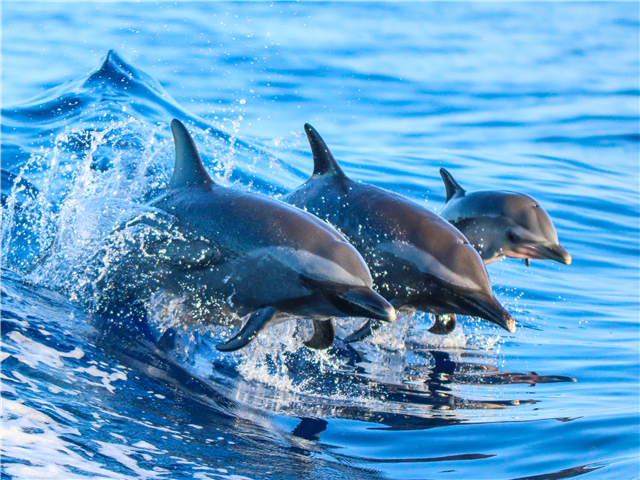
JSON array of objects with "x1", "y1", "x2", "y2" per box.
[
  {"x1": 408, "y1": 325, "x2": 469, "y2": 349},
  {"x1": 6, "y1": 331, "x2": 84, "y2": 369},
  {"x1": 77, "y1": 365, "x2": 127, "y2": 393},
  {"x1": 95, "y1": 440, "x2": 170, "y2": 478},
  {"x1": 2, "y1": 399, "x2": 127, "y2": 479}
]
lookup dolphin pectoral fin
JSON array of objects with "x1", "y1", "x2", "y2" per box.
[
  {"x1": 439, "y1": 168, "x2": 466, "y2": 203},
  {"x1": 428, "y1": 314, "x2": 456, "y2": 335},
  {"x1": 304, "y1": 124, "x2": 347, "y2": 178},
  {"x1": 304, "y1": 318, "x2": 335, "y2": 350},
  {"x1": 216, "y1": 306, "x2": 278, "y2": 352},
  {"x1": 344, "y1": 320, "x2": 382, "y2": 344},
  {"x1": 523, "y1": 258, "x2": 530, "y2": 267}
]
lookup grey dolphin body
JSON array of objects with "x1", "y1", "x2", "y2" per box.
[
  {"x1": 439, "y1": 169, "x2": 571, "y2": 266},
  {"x1": 284, "y1": 124, "x2": 515, "y2": 341},
  {"x1": 100, "y1": 119, "x2": 395, "y2": 351}
]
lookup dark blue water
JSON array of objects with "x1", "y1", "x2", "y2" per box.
[{"x1": 2, "y1": 3, "x2": 638, "y2": 479}]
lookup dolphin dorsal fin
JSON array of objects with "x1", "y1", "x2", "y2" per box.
[
  {"x1": 304, "y1": 124, "x2": 347, "y2": 178},
  {"x1": 439, "y1": 168, "x2": 466, "y2": 202},
  {"x1": 168, "y1": 119, "x2": 214, "y2": 189}
]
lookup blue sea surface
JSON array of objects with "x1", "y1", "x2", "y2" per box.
[{"x1": 1, "y1": 2, "x2": 638, "y2": 479}]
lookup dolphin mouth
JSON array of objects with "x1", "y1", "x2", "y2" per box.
[
  {"x1": 461, "y1": 294, "x2": 516, "y2": 333},
  {"x1": 519, "y1": 243, "x2": 571, "y2": 265},
  {"x1": 329, "y1": 287, "x2": 396, "y2": 323}
]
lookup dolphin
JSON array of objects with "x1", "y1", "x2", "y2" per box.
[
  {"x1": 439, "y1": 168, "x2": 571, "y2": 266},
  {"x1": 284, "y1": 124, "x2": 515, "y2": 342},
  {"x1": 99, "y1": 119, "x2": 395, "y2": 351}
]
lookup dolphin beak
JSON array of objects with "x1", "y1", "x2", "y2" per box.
[
  {"x1": 463, "y1": 294, "x2": 516, "y2": 333},
  {"x1": 516, "y1": 243, "x2": 571, "y2": 265},
  {"x1": 538, "y1": 244, "x2": 572, "y2": 265},
  {"x1": 329, "y1": 287, "x2": 396, "y2": 323}
]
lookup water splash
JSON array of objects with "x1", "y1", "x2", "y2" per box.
[{"x1": 1, "y1": 53, "x2": 578, "y2": 447}]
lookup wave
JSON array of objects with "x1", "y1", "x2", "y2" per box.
[{"x1": 1, "y1": 51, "x2": 583, "y2": 478}]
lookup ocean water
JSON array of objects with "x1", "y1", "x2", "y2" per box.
[{"x1": 1, "y1": 2, "x2": 638, "y2": 479}]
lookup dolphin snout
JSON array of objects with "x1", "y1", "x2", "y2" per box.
[
  {"x1": 518, "y1": 243, "x2": 571, "y2": 265},
  {"x1": 329, "y1": 287, "x2": 396, "y2": 323},
  {"x1": 464, "y1": 294, "x2": 516, "y2": 333},
  {"x1": 541, "y1": 244, "x2": 572, "y2": 265}
]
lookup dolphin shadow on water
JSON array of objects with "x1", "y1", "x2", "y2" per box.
[
  {"x1": 194, "y1": 332, "x2": 576, "y2": 430},
  {"x1": 94, "y1": 119, "x2": 395, "y2": 352},
  {"x1": 277, "y1": 346, "x2": 576, "y2": 436}
]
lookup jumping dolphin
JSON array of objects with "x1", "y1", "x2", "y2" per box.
[
  {"x1": 439, "y1": 168, "x2": 571, "y2": 266},
  {"x1": 100, "y1": 119, "x2": 395, "y2": 351},
  {"x1": 284, "y1": 124, "x2": 515, "y2": 342}
]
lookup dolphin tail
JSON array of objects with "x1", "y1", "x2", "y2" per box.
[
  {"x1": 216, "y1": 306, "x2": 278, "y2": 352},
  {"x1": 428, "y1": 314, "x2": 456, "y2": 335},
  {"x1": 439, "y1": 168, "x2": 466, "y2": 203},
  {"x1": 304, "y1": 124, "x2": 348, "y2": 178},
  {"x1": 344, "y1": 319, "x2": 383, "y2": 343},
  {"x1": 304, "y1": 318, "x2": 335, "y2": 349}
]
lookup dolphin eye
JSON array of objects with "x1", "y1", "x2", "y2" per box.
[{"x1": 506, "y1": 230, "x2": 520, "y2": 243}]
